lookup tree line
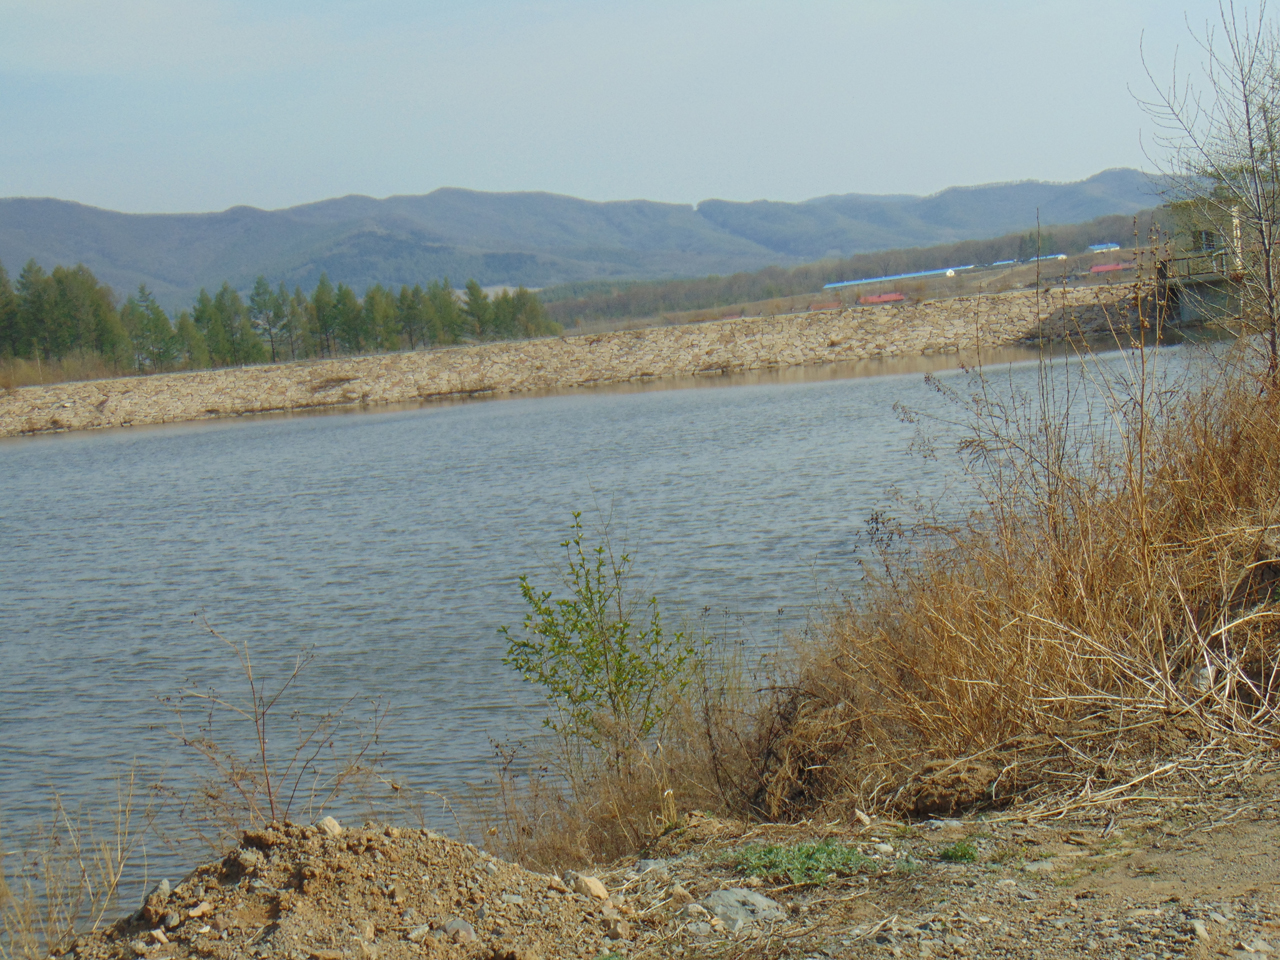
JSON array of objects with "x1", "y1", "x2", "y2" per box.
[
  {"x1": 539, "y1": 210, "x2": 1164, "y2": 324},
  {"x1": 0, "y1": 259, "x2": 559, "y2": 374}
]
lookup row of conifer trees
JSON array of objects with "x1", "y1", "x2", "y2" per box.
[{"x1": 0, "y1": 258, "x2": 559, "y2": 374}]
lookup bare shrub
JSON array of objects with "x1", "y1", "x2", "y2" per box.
[
  {"x1": 1141, "y1": 0, "x2": 1280, "y2": 377},
  {"x1": 157, "y1": 622, "x2": 387, "y2": 854}
]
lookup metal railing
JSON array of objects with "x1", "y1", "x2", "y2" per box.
[{"x1": 1158, "y1": 252, "x2": 1232, "y2": 281}]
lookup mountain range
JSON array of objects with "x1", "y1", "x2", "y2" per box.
[{"x1": 0, "y1": 168, "x2": 1163, "y2": 311}]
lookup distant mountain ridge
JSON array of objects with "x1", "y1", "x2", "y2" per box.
[{"x1": 0, "y1": 169, "x2": 1162, "y2": 311}]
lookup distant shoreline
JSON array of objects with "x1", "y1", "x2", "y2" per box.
[{"x1": 0, "y1": 286, "x2": 1138, "y2": 440}]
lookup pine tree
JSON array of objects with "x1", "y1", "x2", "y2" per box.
[
  {"x1": 289, "y1": 286, "x2": 313, "y2": 359},
  {"x1": 426, "y1": 278, "x2": 462, "y2": 344},
  {"x1": 248, "y1": 275, "x2": 284, "y2": 362},
  {"x1": 490, "y1": 289, "x2": 517, "y2": 339},
  {"x1": 213, "y1": 282, "x2": 265, "y2": 366},
  {"x1": 0, "y1": 259, "x2": 18, "y2": 358},
  {"x1": 273, "y1": 282, "x2": 292, "y2": 360},
  {"x1": 396, "y1": 285, "x2": 416, "y2": 350},
  {"x1": 463, "y1": 279, "x2": 493, "y2": 339},
  {"x1": 238, "y1": 312, "x2": 269, "y2": 365},
  {"x1": 334, "y1": 283, "x2": 364, "y2": 353},
  {"x1": 312, "y1": 274, "x2": 337, "y2": 356},
  {"x1": 192, "y1": 289, "x2": 229, "y2": 365},
  {"x1": 175, "y1": 311, "x2": 210, "y2": 368},
  {"x1": 16, "y1": 259, "x2": 54, "y2": 359},
  {"x1": 120, "y1": 286, "x2": 179, "y2": 372},
  {"x1": 512, "y1": 286, "x2": 558, "y2": 336},
  {"x1": 362, "y1": 284, "x2": 400, "y2": 351},
  {"x1": 398, "y1": 284, "x2": 430, "y2": 349},
  {"x1": 50, "y1": 264, "x2": 126, "y2": 363}
]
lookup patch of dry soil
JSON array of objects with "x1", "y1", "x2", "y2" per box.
[{"x1": 65, "y1": 769, "x2": 1280, "y2": 960}]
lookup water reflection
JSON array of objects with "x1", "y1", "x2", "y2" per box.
[{"x1": 0, "y1": 337, "x2": 1217, "y2": 875}]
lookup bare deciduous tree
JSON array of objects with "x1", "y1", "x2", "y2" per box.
[{"x1": 1141, "y1": 0, "x2": 1280, "y2": 380}]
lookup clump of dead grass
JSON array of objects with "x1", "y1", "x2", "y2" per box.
[
  {"x1": 754, "y1": 325, "x2": 1280, "y2": 821},
  {"x1": 0, "y1": 774, "x2": 148, "y2": 960},
  {"x1": 0, "y1": 353, "x2": 127, "y2": 391}
]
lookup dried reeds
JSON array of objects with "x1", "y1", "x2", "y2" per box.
[
  {"x1": 0, "y1": 772, "x2": 148, "y2": 960},
  {"x1": 753, "y1": 313, "x2": 1280, "y2": 821},
  {"x1": 0, "y1": 353, "x2": 128, "y2": 392}
]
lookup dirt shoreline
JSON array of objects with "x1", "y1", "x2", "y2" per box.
[
  {"x1": 64, "y1": 762, "x2": 1279, "y2": 960},
  {"x1": 0, "y1": 286, "x2": 1136, "y2": 440}
]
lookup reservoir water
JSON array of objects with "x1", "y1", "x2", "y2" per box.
[{"x1": 0, "y1": 343, "x2": 1204, "y2": 867}]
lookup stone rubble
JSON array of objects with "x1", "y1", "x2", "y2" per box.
[
  {"x1": 0, "y1": 286, "x2": 1141, "y2": 439},
  {"x1": 68, "y1": 820, "x2": 633, "y2": 960}
]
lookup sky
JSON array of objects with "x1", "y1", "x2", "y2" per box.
[{"x1": 0, "y1": 0, "x2": 1234, "y2": 213}]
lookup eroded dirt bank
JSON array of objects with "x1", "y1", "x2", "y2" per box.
[{"x1": 0, "y1": 286, "x2": 1135, "y2": 439}]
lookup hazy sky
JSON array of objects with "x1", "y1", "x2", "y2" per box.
[{"x1": 0, "y1": 0, "x2": 1232, "y2": 212}]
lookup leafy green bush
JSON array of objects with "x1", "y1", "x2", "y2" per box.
[
  {"x1": 501, "y1": 513, "x2": 706, "y2": 755},
  {"x1": 732, "y1": 839, "x2": 872, "y2": 885}
]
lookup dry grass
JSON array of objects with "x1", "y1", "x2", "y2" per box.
[
  {"x1": 482, "y1": 289, "x2": 1280, "y2": 866},
  {"x1": 0, "y1": 354, "x2": 128, "y2": 391},
  {"x1": 0, "y1": 773, "x2": 148, "y2": 959},
  {"x1": 750, "y1": 322, "x2": 1280, "y2": 821}
]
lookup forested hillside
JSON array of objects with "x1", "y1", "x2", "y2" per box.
[
  {"x1": 0, "y1": 197, "x2": 1165, "y2": 386},
  {"x1": 0, "y1": 170, "x2": 1161, "y2": 311},
  {"x1": 0, "y1": 259, "x2": 556, "y2": 383}
]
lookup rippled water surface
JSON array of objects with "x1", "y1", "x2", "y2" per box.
[{"x1": 0, "y1": 344, "x2": 1205, "y2": 857}]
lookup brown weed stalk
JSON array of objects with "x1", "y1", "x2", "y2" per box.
[
  {"x1": 157, "y1": 622, "x2": 387, "y2": 854},
  {"x1": 0, "y1": 771, "x2": 148, "y2": 959}
]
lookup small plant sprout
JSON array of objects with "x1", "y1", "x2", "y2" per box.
[{"x1": 939, "y1": 839, "x2": 979, "y2": 863}]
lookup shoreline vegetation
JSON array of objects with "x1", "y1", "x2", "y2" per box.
[
  {"x1": 5, "y1": 290, "x2": 1279, "y2": 958},
  {"x1": 0, "y1": 283, "x2": 1142, "y2": 440}
]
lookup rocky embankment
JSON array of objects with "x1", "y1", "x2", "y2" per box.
[{"x1": 0, "y1": 286, "x2": 1137, "y2": 440}]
